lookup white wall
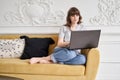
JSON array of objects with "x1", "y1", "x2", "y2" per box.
[{"x1": 0, "y1": 0, "x2": 120, "y2": 80}]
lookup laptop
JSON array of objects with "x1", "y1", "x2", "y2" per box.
[{"x1": 68, "y1": 30, "x2": 101, "y2": 49}]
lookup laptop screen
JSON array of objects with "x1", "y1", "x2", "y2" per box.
[{"x1": 69, "y1": 30, "x2": 101, "y2": 49}]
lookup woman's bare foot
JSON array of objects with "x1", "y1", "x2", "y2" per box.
[
  {"x1": 30, "y1": 57, "x2": 53, "y2": 64},
  {"x1": 30, "y1": 57, "x2": 41, "y2": 64},
  {"x1": 39, "y1": 59, "x2": 52, "y2": 64}
]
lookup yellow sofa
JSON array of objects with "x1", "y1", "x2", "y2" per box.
[{"x1": 0, "y1": 34, "x2": 100, "y2": 80}]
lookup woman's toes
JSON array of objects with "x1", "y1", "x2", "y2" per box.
[
  {"x1": 30, "y1": 58, "x2": 41, "y2": 64},
  {"x1": 39, "y1": 59, "x2": 51, "y2": 64}
]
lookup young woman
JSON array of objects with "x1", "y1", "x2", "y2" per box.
[{"x1": 30, "y1": 7, "x2": 86, "y2": 65}]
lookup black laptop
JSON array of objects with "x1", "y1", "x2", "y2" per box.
[{"x1": 68, "y1": 30, "x2": 101, "y2": 49}]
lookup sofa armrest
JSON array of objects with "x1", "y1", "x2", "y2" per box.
[{"x1": 81, "y1": 48, "x2": 100, "y2": 80}]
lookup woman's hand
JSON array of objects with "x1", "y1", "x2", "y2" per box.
[
  {"x1": 64, "y1": 41, "x2": 70, "y2": 47},
  {"x1": 57, "y1": 41, "x2": 70, "y2": 47},
  {"x1": 57, "y1": 37, "x2": 70, "y2": 47}
]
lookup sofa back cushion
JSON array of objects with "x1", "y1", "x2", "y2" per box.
[
  {"x1": 20, "y1": 35, "x2": 55, "y2": 59},
  {"x1": 0, "y1": 39, "x2": 25, "y2": 58},
  {"x1": 0, "y1": 34, "x2": 58, "y2": 55}
]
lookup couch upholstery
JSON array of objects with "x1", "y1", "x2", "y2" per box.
[{"x1": 0, "y1": 34, "x2": 100, "y2": 80}]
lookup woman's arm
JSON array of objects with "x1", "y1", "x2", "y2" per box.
[{"x1": 57, "y1": 37, "x2": 70, "y2": 47}]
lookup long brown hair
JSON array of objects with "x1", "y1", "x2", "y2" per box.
[{"x1": 64, "y1": 7, "x2": 82, "y2": 27}]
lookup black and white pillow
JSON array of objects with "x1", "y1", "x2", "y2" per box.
[{"x1": 0, "y1": 39, "x2": 25, "y2": 58}]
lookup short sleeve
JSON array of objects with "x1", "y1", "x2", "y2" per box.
[{"x1": 59, "y1": 26, "x2": 65, "y2": 38}]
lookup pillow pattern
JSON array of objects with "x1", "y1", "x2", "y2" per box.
[
  {"x1": 20, "y1": 36, "x2": 55, "y2": 59},
  {"x1": 0, "y1": 39, "x2": 25, "y2": 58}
]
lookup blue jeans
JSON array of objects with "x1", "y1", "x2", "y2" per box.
[{"x1": 51, "y1": 47, "x2": 86, "y2": 65}]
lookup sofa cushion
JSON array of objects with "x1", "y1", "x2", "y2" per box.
[
  {"x1": 0, "y1": 39, "x2": 25, "y2": 58},
  {"x1": 20, "y1": 36, "x2": 54, "y2": 59},
  {"x1": 0, "y1": 59, "x2": 85, "y2": 76}
]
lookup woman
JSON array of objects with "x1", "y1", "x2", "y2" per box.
[{"x1": 30, "y1": 7, "x2": 86, "y2": 65}]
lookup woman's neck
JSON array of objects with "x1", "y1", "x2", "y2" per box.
[{"x1": 70, "y1": 24, "x2": 78, "y2": 31}]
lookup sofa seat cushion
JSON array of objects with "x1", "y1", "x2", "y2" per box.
[{"x1": 0, "y1": 59, "x2": 85, "y2": 76}]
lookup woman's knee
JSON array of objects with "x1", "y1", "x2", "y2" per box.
[
  {"x1": 73, "y1": 54, "x2": 86, "y2": 65},
  {"x1": 53, "y1": 48, "x2": 77, "y2": 62},
  {"x1": 64, "y1": 54, "x2": 86, "y2": 65},
  {"x1": 79, "y1": 55, "x2": 86, "y2": 64}
]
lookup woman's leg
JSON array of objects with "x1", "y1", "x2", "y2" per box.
[
  {"x1": 30, "y1": 47, "x2": 78, "y2": 64},
  {"x1": 50, "y1": 47, "x2": 77, "y2": 63},
  {"x1": 63, "y1": 54, "x2": 86, "y2": 65}
]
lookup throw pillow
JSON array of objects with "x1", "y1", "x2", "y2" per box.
[
  {"x1": 0, "y1": 39, "x2": 25, "y2": 58},
  {"x1": 20, "y1": 35, "x2": 55, "y2": 59}
]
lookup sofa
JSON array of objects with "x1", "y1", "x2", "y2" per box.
[{"x1": 0, "y1": 34, "x2": 100, "y2": 80}]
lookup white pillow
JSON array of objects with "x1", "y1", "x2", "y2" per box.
[{"x1": 0, "y1": 39, "x2": 25, "y2": 58}]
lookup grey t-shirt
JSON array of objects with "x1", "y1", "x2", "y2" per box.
[{"x1": 59, "y1": 24, "x2": 86, "y2": 42}]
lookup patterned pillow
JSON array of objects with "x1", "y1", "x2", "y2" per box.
[{"x1": 0, "y1": 39, "x2": 25, "y2": 58}]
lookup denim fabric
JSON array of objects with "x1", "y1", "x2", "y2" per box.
[
  {"x1": 64, "y1": 54, "x2": 86, "y2": 65},
  {"x1": 51, "y1": 47, "x2": 86, "y2": 65}
]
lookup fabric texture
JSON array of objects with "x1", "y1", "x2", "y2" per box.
[
  {"x1": 20, "y1": 36, "x2": 54, "y2": 59},
  {"x1": 51, "y1": 47, "x2": 86, "y2": 65},
  {"x1": 0, "y1": 39, "x2": 25, "y2": 58},
  {"x1": 59, "y1": 24, "x2": 86, "y2": 42},
  {"x1": 0, "y1": 58, "x2": 85, "y2": 76}
]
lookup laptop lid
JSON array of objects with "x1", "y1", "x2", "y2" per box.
[{"x1": 69, "y1": 30, "x2": 101, "y2": 49}]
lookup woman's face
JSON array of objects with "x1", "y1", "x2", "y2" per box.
[{"x1": 70, "y1": 14, "x2": 79, "y2": 24}]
